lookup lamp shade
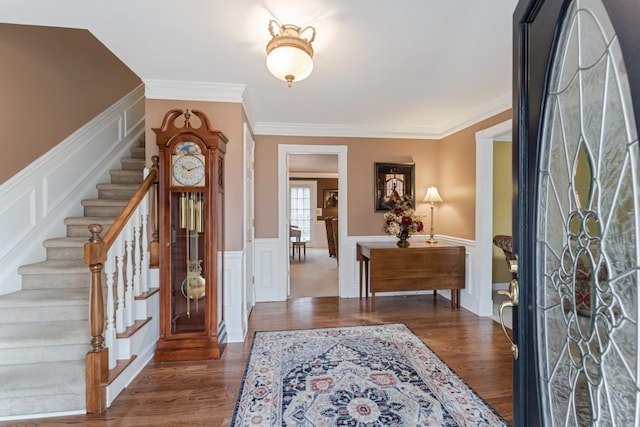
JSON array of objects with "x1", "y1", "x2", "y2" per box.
[
  {"x1": 423, "y1": 186, "x2": 443, "y2": 203},
  {"x1": 266, "y1": 20, "x2": 316, "y2": 87}
]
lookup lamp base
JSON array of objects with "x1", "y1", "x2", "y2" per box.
[{"x1": 427, "y1": 236, "x2": 438, "y2": 244}]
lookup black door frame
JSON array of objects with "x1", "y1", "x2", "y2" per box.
[{"x1": 512, "y1": 0, "x2": 640, "y2": 425}]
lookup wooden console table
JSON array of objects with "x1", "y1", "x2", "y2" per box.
[{"x1": 356, "y1": 241, "x2": 465, "y2": 310}]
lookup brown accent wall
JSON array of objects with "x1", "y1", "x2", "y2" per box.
[
  {"x1": 145, "y1": 100, "x2": 245, "y2": 251},
  {"x1": 254, "y1": 136, "x2": 440, "y2": 239},
  {"x1": 438, "y1": 110, "x2": 512, "y2": 240},
  {"x1": 0, "y1": 24, "x2": 141, "y2": 184}
]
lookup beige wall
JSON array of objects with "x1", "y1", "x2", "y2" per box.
[
  {"x1": 0, "y1": 24, "x2": 141, "y2": 184},
  {"x1": 254, "y1": 135, "x2": 440, "y2": 239},
  {"x1": 438, "y1": 110, "x2": 512, "y2": 240},
  {"x1": 145, "y1": 100, "x2": 245, "y2": 251},
  {"x1": 492, "y1": 141, "x2": 513, "y2": 283}
]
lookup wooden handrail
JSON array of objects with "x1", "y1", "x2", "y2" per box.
[{"x1": 83, "y1": 155, "x2": 159, "y2": 413}]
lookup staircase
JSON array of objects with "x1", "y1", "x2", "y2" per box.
[{"x1": 0, "y1": 140, "x2": 146, "y2": 419}]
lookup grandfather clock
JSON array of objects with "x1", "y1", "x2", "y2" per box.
[{"x1": 153, "y1": 109, "x2": 227, "y2": 361}]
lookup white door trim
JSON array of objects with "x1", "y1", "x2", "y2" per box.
[{"x1": 475, "y1": 119, "x2": 512, "y2": 316}]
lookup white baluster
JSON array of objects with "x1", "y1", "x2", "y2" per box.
[
  {"x1": 104, "y1": 247, "x2": 117, "y2": 368},
  {"x1": 133, "y1": 205, "x2": 141, "y2": 299},
  {"x1": 125, "y1": 217, "x2": 134, "y2": 327},
  {"x1": 115, "y1": 234, "x2": 125, "y2": 334},
  {"x1": 140, "y1": 192, "x2": 149, "y2": 294}
]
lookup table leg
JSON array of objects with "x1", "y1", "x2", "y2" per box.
[
  {"x1": 364, "y1": 260, "x2": 369, "y2": 299},
  {"x1": 372, "y1": 292, "x2": 375, "y2": 311},
  {"x1": 433, "y1": 290, "x2": 437, "y2": 303},
  {"x1": 359, "y1": 259, "x2": 363, "y2": 299}
]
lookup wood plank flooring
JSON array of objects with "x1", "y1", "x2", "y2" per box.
[{"x1": 6, "y1": 295, "x2": 513, "y2": 426}]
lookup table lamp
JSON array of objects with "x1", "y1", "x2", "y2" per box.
[{"x1": 423, "y1": 186, "x2": 443, "y2": 243}]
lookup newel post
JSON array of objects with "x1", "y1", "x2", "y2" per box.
[
  {"x1": 84, "y1": 224, "x2": 108, "y2": 413},
  {"x1": 149, "y1": 155, "x2": 160, "y2": 267}
]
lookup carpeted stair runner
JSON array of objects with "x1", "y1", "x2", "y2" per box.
[{"x1": 0, "y1": 138, "x2": 145, "y2": 419}]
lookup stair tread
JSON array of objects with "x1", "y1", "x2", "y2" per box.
[
  {"x1": 18, "y1": 259, "x2": 87, "y2": 275},
  {"x1": 0, "y1": 361, "x2": 84, "y2": 396},
  {"x1": 0, "y1": 320, "x2": 89, "y2": 348},
  {"x1": 43, "y1": 237, "x2": 88, "y2": 248},
  {"x1": 64, "y1": 216, "x2": 115, "y2": 225},
  {"x1": 0, "y1": 288, "x2": 88, "y2": 308}
]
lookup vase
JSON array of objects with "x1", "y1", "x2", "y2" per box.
[{"x1": 397, "y1": 229, "x2": 410, "y2": 248}]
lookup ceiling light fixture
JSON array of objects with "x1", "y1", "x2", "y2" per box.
[{"x1": 266, "y1": 19, "x2": 316, "y2": 87}]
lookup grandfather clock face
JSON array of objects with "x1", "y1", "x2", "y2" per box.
[{"x1": 172, "y1": 141, "x2": 205, "y2": 187}]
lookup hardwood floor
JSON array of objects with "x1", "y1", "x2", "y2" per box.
[{"x1": 6, "y1": 295, "x2": 513, "y2": 426}]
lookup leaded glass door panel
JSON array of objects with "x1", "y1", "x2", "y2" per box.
[{"x1": 513, "y1": 0, "x2": 640, "y2": 425}]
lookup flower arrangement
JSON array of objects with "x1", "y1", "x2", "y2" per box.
[{"x1": 383, "y1": 201, "x2": 424, "y2": 238}]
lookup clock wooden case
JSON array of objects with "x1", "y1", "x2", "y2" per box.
[{"x1": 153, "y1": 109, "x2": 228, "y2": 361}]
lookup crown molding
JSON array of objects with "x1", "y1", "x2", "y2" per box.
[
  {"x1": 253, "y1": 122, "x2": 443, "y2": 139},
  {"x1": 437, "y1": 93, "x2": 512, "y2": 138},
  {"x1": 143, "y1": 80, "x2": 511, "y2": 141},
  {"x1": 144, "y1": 79, "x2": 247, "y2": 103}
]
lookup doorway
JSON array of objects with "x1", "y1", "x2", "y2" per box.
[
  {"x1": 289, "y1": 171, "x2": 339, "y2": 299},
  {"x1": 278, "y1": 145, "x2": 347, "y2": 300}
]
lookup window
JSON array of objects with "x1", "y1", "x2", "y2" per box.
[{"x1": 290, "y1": 185, "x2": 312, "y2": 242}]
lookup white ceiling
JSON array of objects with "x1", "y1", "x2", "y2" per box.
[{"x1": 1, "y1": 0, "x2": 518, "y2": 139}]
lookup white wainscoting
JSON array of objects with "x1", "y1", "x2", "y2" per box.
[
  {"x1": 0, "y1": 84, "x2": 146, "y2": 296},
  {"x1": 253, "y1": 234, "x2": 487, "y2": 317},
  {"x1": 223, "y1": 251, "x2": 248, "y2": 343},
  {"x1": 254, "y1": 238, "x2": 288, "y2": 302}
]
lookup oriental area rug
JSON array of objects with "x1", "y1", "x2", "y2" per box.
[{"x1": 231, "y1": 323, "x2": 508, "y2": 426}]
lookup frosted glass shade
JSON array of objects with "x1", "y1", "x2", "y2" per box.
[{"x1": 266, "y1": 46, "x2": 314, "y2": 86}]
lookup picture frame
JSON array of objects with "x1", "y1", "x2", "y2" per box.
[
  {"x1": 323, "y1": 189, "x2": 338, "y2": 208},
  {"x1": 374, "y1": 162, "x2": 415, "y2": 211}
]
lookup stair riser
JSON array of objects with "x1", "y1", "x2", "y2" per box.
[
  {"x1": 46, "y1": 247, "x2": 84, "y2": 261},
  {"x1": 121, "y1": 159, "x2": 145, "y2": 171},
  {"x1": 130, "y1": 147, "x2": 145, "y2": 159},
  {"x1": 0, "y1": 304, "x2": 88, "y2": 324},
  {"x1": 21, "y1": 273, "x2": 90, "y2": 289},
  {"x1": 83, "y1": 205, "x2": 124, "y2": 216},
  {"x1": 110, "y1": 172, "x2": 143, "y2": 184},
  {"x1": 0, "y1": 343, "x2": 88, "y2": 366},
  {"x1": 0, "y1": 393, "x2": 84, "y2": 418},
  {"x1": 98, "y1": 188, "x2": 138, "y2": 200},
  {"x1": 67, "y1": 224, "x2": 111, "y2": 238}
]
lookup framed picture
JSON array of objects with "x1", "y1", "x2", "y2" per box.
[
  {"x1": 374, "y1": 162, "x2": 415, "y2": 211},
  {"x1": 323, "y1": 189, "x2": 338, "y2": 208}
]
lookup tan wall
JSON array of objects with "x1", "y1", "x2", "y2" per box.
[
  {"x1": 492, "y1": 141, "x2": 513, "y2": 283},
  {"x1": 0, "y1": 24, "x2": 141, "y2": 184},
  {"x1": 145, "y1": 100, "x2": 245, "y2": 251},
  {"x1": 438, "y1": 110, "x2": 512, "y2": 240},
  {"x1": 254, "y1": 135, "x2": 440, "y2": 239}
]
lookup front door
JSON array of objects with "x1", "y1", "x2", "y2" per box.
[{"x1": 513, "y1": 0, "x2": 640, "y2": 425}]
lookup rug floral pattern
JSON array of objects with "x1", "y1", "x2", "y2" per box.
[{"x1": 232, "y1": 324, "x2": 508, "y2": 426}]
